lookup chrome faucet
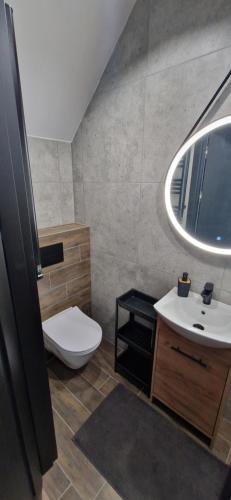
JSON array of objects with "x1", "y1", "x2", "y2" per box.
[{"x1": 201, "y1": 282, "x2": 214, "y2": 305}]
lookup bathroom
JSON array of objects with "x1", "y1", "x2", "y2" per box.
[{"x1": 1, "y1": 0, "x2": 231, "y2": 499}]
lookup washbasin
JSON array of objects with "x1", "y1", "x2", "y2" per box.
[{"x1": 154, "y1": 287, "x2": 231, "y2": 348}]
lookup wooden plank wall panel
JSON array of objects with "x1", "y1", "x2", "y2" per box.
[{"x1": 38, "y1": 224, "x2": 91, "y2": 321}]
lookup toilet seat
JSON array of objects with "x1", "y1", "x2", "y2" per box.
[{"x1": 42, "y1": 306, "x2": 102, "y2": 355}]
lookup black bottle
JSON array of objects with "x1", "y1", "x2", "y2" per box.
[{"x1": 178, "y1": 272, "x2": 191, "y2": 297}]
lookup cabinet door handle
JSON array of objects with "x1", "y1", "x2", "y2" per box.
[{"x1": 171, "y1": 345, "x2": 207, "y2": 368}]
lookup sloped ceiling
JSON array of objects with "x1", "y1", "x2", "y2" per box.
[{"x1": 9, "y1": 0, "x2": 136, "y2": 141}]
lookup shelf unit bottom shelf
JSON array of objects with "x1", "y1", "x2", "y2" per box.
[
  {"x1": 117, "y1": 320, "x2": 154, "y2": 357},
  {"x1": 116, "y1": 347, "x2": 152, "y2": 395}
]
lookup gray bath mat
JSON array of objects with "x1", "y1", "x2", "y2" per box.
[{"x1": 74, "y1": 384, "x2": 231, "y2": 500}]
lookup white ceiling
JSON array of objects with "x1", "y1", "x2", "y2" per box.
[{"x1": 9, "y1": 0, "x2": 136, "y2": 142}]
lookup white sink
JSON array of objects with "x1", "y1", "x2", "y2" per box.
[{"x1": 154, "y1": 287, "x2": 231, "y2": 348}]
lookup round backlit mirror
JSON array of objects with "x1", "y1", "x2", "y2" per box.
[{"x1": 165, "y1": 116, "x2": 231, "y2": 255}]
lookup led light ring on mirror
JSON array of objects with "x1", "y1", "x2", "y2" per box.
[{"x1": 165, "y1": 115, "x2": 231, "y2": 255}]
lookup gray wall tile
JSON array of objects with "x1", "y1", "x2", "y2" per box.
[
  {"x1": 72, "y1": 124, "x2": 84, "y2": 183},
  {"x1": 91, "y1": 252, "x2": 138, "y2": 342},
  {"x1": 58, "y1": 142, "x2": 73, "y2": 182},
  {"x1": 137, "y1": 264, "x2": 176, "y2": 299},
  {"x1": 28, "y1": 137, "x2": 59, "y2": 183},
  {"x1": 138, "y1": 183, "x2": 224, "y2": 288},
  {"x1": 217, "y1": 289, "x2": 231, "y2": 306},
  {"x1": 143, "y1": 47, "x2": 231, "y2": 182},
  {"x1": 33, "y1": 182, "x2": 62, "y2": 228},
  {"x1": 81, "y1": 81, "x2": 144, "y2": 183},
  {"x1": 84, "y1": 182, "x2": 140, "y2": 262},
  {"x1": 60, "y1": 183, "x2": 75, "y2": 224},
  {"x1": 73, "y1": 182, "x2": 85, "y2": 222},
  {"x1": 221, "y1": 267, "x2": 231, "y2": 293},
  {"x1": 98, "y1": 0, "x2": 150, "y2": 93},
  {"x1": 71, "y1": 0, "x2": 231, "y2": 341},
  {"x1": 148, "y1": 0, "x2": 231, "y2": 76},
  {"x1": 29, "y1": 137, "x2": 75, "y2": 228}
]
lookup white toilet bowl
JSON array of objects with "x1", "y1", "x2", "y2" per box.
[{"x1": 42, "y1": 306, "x2": 102, "y2": 369}]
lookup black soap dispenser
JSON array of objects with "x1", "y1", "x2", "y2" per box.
[{"x1": 178, "y1": 272, "x2": 191, "y2": 297}]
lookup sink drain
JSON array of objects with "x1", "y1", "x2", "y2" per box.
[{"x1": 193, "y1": 323, "x2": 205, "y2": 330}]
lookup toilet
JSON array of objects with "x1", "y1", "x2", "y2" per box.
[{"x1": 42, "y1": 306, "x2": 102, "y2": 369}]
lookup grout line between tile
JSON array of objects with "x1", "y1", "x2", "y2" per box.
[
  {"x1": 52, "y1": 406, "x2": 75, "y2": 435},
  {"x1": 49, "y1": 258, "x2": 90, "y2": 278},
  {"x1": 86, "y1": 358, "x2": 112, "y2": 379},
  {"x1": 40, "y1": 282, "x2": 67, "y2": 297},
  {"x1": 97, "y1": 388, "x2": 107, "y2": 397},
  {"x1": 91, "y1": 357, "x2": 117, "y2": 385},
  {"x1": 56, "y1": 466, "x2": 86, "y2": 500},
  {"x1": 49, "y1": 368, "x2": 91, "y2": 415},
  {"x1": 216, "y1": 432, "x2": 231, "y2": 446},
  {"x1": 57, "y1": 141, "x2": 62, "y2": 185},
  {"x1": 58, "y1": 483, "x2": 72, "y2": 500},
  {"x1": 93, "y1": 480, "x2": 107, "y2": 500},
  {"x1": 42, "y1": 489, "x2": 50, "y2": 500},
  {"x1": 64, "y1": 272, "x2": 90, "y2": 287},
  {"x1": 62, "y1": 378, "x2": 93, "y2": 414},
  {"x1": 95, "y1": 43, "x2": 231, "y2": 102},
  {"x1": 57, "y1": 408, "x2": 110, "y2": 496},
  {"x1": 97, "y1": 375, "x2": 111, "y2": 391},
  {"x1": 55, "y1": 462, "x2": 74, "y2": 495},
  {"x1": 79, "y1": 371, "x2": 107, "y2": 392},
  {"x1": 146, "y1": 42, "x2": 231, "y2": 84}
]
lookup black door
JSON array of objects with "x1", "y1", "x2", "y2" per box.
[
  {"x1": 0, "y1": 236, "x2": 42, "y2": 500},
  {"x1": 0, "y1": 1, "x2": 57, "y2": 498}
]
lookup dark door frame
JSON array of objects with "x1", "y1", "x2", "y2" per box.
[{"x1": 0, "y1": 0, "x2": 57, "y2": 479}]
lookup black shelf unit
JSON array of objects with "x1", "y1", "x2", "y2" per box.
[{"x1": 115, "y1": 289, "x2": 158, "y2": 396}]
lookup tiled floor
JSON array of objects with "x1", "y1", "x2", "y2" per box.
[{"x1": 42, "y1": 339, "x2": 231, "y2": 500}]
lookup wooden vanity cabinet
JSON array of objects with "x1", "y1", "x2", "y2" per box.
[{"x1": 151, "y1": 318, "x2": 231, "y2": 440}]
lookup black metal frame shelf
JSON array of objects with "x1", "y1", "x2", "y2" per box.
[
  {"x1": 117, "y1": 288, "x2": 157, "y2": 322},
  {"x1": 115, "y1": 289, "x2": 158, "y2": 396},
  {"x1": 117, "y1": 348, "x2": 152, "y2": 392},
  {"x1": 117, "y1": 321, "x2": 153, "y2": 358}
]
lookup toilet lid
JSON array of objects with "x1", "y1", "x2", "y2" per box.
[{"x1": 42, "y1": 307, "x2": 102, "y2": 354}]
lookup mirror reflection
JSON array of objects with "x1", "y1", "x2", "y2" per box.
[{"x1": 170, "y1": 122, "x2": 231, "y2": 248}]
